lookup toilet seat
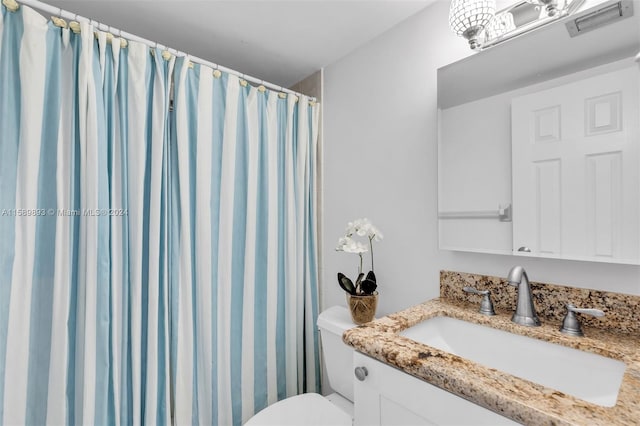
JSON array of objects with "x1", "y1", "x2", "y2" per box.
[{"x1": 244, "y1": 393, "x2": 352, "y2": 426}]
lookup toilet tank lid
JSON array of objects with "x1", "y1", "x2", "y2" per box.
[{"x1": 317, "y1": 306, "x2": 355, "y2": 336}]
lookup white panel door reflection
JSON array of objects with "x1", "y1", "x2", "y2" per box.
[{"x1": 511, "y1": 65, "x2": 640, "y2": 263}]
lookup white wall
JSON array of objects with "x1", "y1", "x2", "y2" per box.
[{"x1": 322, "y1": 0, "x2": 640, "y2": 318}]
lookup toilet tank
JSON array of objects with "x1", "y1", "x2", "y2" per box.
[{"x1": 317, "y1": 306, "x2": 356, "y2": 402}]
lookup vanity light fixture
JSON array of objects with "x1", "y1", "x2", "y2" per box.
[
  {"x1": 525, "y1": 0, "x2": 560, "y2": 17},
  {"x1": 448, "y1": 0, "x2": 497, "y2": 50},
  {"x1": 452, "y1": 0, "x2": 587, "y2": 51}
]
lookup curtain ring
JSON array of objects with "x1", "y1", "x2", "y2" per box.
[{"x1": 69, "y1": 14, "x2": 81, "y2": 33}]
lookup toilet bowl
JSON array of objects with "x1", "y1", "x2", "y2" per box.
[{"x1": 245, "y1": 306, "x2": 355, "y2": 425}]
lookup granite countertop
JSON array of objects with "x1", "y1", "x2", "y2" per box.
[{"x1": 342, "y1": 298, "x2": 640, "y2": 426}]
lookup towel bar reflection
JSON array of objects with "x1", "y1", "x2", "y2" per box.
[{"x1": 438, "y1": 203, "x2": 512, "y2": 222}]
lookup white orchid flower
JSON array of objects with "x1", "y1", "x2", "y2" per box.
[
  {"x1": 346, "y1": 218, "x2": 363, "y2": 236},
  {"x1": 336, "y1": 236, "x2": 350, "y2": 250},
  {"x1": 349, "y1": 241, "x2": 368, "y2": 254},
  {"x1": 346, "y1": 218, "x2": 377, "y2": 237},
  {"x1": 344, "y1": 240, "x2": 369, "y2": 254},
  {"x1": 370, "y1": 226, "x2": 383, "y2": 241},
  {"x1": 337, "y1": 218, "x2": 382, "y2": 284},
  {"x1": 336, "y1": 236, "x2": 368, "y2": 254},
  {"x1": 358, "y1": 221, "x2": 371, "y2": 237}
]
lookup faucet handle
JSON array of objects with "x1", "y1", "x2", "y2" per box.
[
  {"x1": 463, "y1": 286, "x2": 496, "y2": 316},
  {"x1": 567, "y1": 303, "x2": 604, "y2": 317},
  {"x1": 560, "y1": 304, "x2": 605, "y2": 336},
  {"x1": 567, "y1": 304, "x2": 605, "y2": 317},
  {"x1": 463, "y1": 286, "x2": 489, "y2": 296}
]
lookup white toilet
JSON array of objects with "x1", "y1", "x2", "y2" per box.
[{"x1": 245, "y1": 306, "x2": 355, "y2": 425}]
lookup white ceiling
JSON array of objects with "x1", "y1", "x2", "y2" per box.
[{"x1": 43, "y1": 0, "x2": 436, "y2": 88}]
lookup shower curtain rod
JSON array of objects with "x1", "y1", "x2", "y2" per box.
[{"x1": 8, "y1": 0, "x2": 317, "y2": 102}]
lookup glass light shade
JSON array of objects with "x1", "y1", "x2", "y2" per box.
[
  {"x1": 484, "y1": 11, "x2": 516, "y2": 40},
  {"x1": 449, "y1": 0, "x2": 496, "y2": 49}
]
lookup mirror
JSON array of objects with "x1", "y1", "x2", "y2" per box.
[{"x1": 438, "y1": 0, "x2": 640, "y2": 264}]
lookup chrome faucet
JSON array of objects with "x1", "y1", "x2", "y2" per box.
[{"x1": 507, "y1": 266, "x2": 541, "y2": 327}]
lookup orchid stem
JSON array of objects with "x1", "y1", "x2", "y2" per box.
[{"x1": 369, "y1": 236, "x2": 374, "y2": 272}]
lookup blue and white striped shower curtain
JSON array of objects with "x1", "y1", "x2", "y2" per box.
[{"x1": 0, "y1": 4, "x2": 320, "y2": 426}]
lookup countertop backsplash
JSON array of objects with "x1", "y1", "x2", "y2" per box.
[{"x1": 440, "y1": 270, "x2": 640, "y2": 335}]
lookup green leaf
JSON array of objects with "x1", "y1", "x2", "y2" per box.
[
  {"x1": 361, "y1": 278, "x2": 377, "y2": 295},
  {"x1": 337, "y1": 272, "x2": 356, "y2": 295},
  {"x1": 366, "y1": 270, "x2": 376, "y2": 283}
]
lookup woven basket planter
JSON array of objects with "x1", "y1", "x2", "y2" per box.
[{"x1": 346, "y1": 292, "x2": 378, "y2": 325}]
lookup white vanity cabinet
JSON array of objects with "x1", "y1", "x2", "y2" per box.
[{"x1": 353, "y1": 352, "x2": 519, "y2": 426}]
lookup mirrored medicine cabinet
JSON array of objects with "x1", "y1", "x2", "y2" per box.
[{"x1": 438, "y1": 0, "x2": 640, "y2": 264}]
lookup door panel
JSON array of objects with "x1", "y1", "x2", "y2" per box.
[{"x1": 512, "y1": 65, "x2": 639, "y2": 262}]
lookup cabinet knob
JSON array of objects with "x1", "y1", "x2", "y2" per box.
[{"x1": 354, "y1": 366, "x2": 368, "y2": 381}]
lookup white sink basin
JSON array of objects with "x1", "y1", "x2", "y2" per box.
[{"x1": 400, "y1": 316, "x2": 626, "y2": 407}]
